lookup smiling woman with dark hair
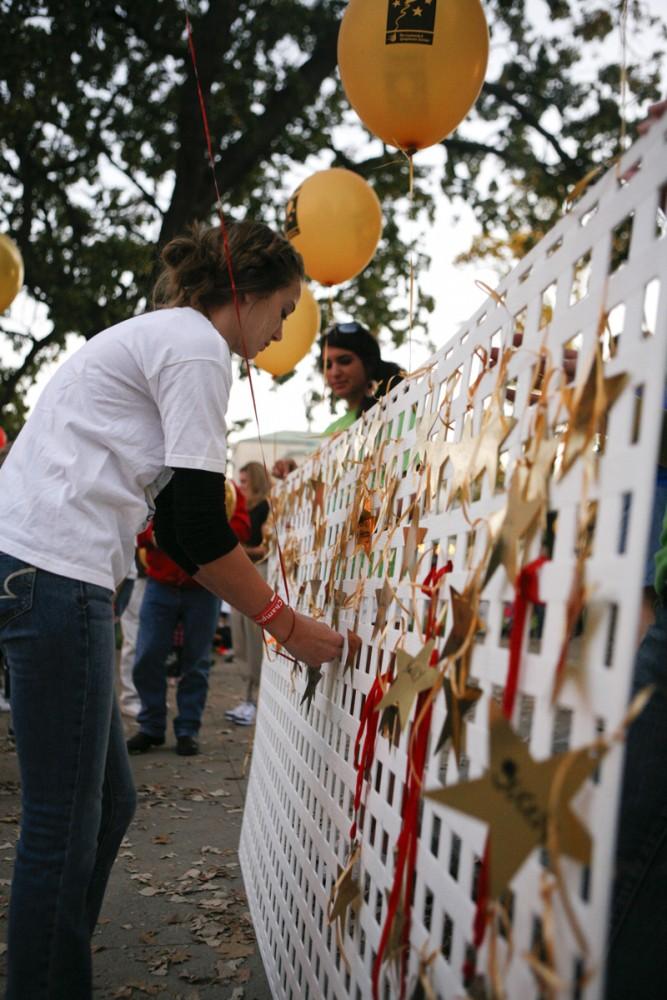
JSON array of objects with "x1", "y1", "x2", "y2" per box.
[{"x1": 319, "y1": 321, "x2": 404, "y2": 435}]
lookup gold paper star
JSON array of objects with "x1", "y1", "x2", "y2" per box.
[
  {"x1": 373, "y1": 579, "x2": 395, "y2": 638},
  {"x1": 443, "y1": 416, "x2": 478, "y2": 508},
  {"x1": 375, "y1": 475, "x2": 399, "y2": 535},
  {"x1": 377, "y1": 640, "x2": 439, "y2": 732},
  {"x1": 559, "y1": 345, "x2": 628, "y2": 478},
  {"x1": 484, "y1": 471, "x2": 543, "y2": 587},
  {"x1": 425, "y1": 702, "x2": 601, "y2": 899},
  {"x1": 355, "y1": 501, "x2": 376, "y2": 557},
  {"x1": 344, "y1": 630, "x2": 362, "y2": 677},
  {"x1": 309, "y1": 472, "x2": 326, "y2": 525},
  {"x1": 442, "y1": 585, "x2": 479, "y2": 659},
  {"x1": 300, "y1": 666, "x2": 322, "y2": 712},
  {"x1": 328, "y1": 844, "x2": 361, "y2": 934},
  {"x1": 471, "y1": 402, "x2": 517, "y2": 493},
  {"x1": 400, "y1": 512, "x2": 428, "y2": 580},
  {"x1": 434, "y1": 676, "x2": 483, "y2": 757}
]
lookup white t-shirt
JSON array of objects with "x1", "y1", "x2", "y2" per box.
[{"x1": 0, "y1": 307, "x2": 232, "y2": 590}]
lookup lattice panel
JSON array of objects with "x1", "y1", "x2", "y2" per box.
[{"x1": 240, "y1": 121, "x2": 667, "y2": 1000}]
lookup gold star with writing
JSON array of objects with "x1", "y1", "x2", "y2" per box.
[
  {"x1": 425, "y1": 702, "x2": 601, "y2": 899},
  {"x1": 377, "y1": 640, "x2": 439, "y2": 732}
]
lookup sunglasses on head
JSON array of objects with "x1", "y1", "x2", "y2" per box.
[{"x1": 330, "y1": 322, "x2": 365, "y2": 335}]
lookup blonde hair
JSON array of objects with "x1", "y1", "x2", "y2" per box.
[
  {"x1": 240, "y1": 461, "x2": 271, "y2": 509},
  {"x1": 152, "y1": 220, "x2": 304, "y2": 313}
]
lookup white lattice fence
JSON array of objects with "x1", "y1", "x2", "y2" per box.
[{"x1": 239, "y1": 120, "x2": 667, "y2": 1000}]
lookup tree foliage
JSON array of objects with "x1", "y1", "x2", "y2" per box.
[{"x1": 0, "y1": 0, "x2": 664, "y2": 431}]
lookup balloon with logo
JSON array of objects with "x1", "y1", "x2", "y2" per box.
[
  {"x1": 0, "y1": 234, "x2": 24, "y2": 314},
  {"x1": 338, "y1": 0, "x2": 489, "y2": 153},
  {"x1": 254, "y1": 283, "x2": 321, "y2": 377},
  {"x1": 285, "y1": 169, "x2": 382, "y2": 286}
]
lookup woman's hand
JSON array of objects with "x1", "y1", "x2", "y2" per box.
[{"x1": 267, "y1": 609, "x2": 343, "y2": 667}]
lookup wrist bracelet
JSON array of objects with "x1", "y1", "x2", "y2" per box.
[
  {"x1": 253, "y1": 591, "x2": 286, "y2": 627},
  {"x1": 276, "y1": 607, "x2": 297, "y2": 646}
]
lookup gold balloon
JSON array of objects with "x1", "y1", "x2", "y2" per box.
[
  {"x1": 338, "y1": 0, "x2": 489, "y2": 152},
  {"x1": 254, "y1": 283, "x2": 321, "y2": 377},
  {"x1": 285, "y1": 168, "x2": 382, "y2": 286},
  {"x1": 0, "y1": 234, "x2": 24, "y2": 314}
]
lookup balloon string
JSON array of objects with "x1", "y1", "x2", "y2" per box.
[
  {"x1": 408, "y1": 152, "x2": 414, "y2": 372},
  {"x1": 184, "y1": 13, "x2": 291, "y2": 603},
  {"x1": 619, "y1": 0, "x2": 629, "y2": 156}
]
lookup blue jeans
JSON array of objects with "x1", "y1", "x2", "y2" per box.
[
  {"x1": 606, "y1": 599, "x2": 667, "y2": 999},
  {"x1": 0, "y1": 553, "x2": 136, "y2": 1000},
  {"x1": 133, "y1": 579, "x2": 220, "y2": 739}
]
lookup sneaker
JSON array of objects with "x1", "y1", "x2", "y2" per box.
[
  {"x1": 126, "y1": 732, "x2": 165, "y2": 754},
  {"x1": 0, "y1": 693, "x2": 10, "y2": 713},
  {"x1": 224, "y1": 700, "x2": 252, "y2": 720},
  {"x1": 231, "y1": 702, "x2": 257, "y2": 727},
  {"x1": 176, "y1": 735, "x2": 199, "y2": 756},
  {"x1": 120, "y1": 699, "x2": 141, "y2": 719}
]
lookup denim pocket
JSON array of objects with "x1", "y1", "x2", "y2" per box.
[{"x1": 0, "y1": 565, "x2": 36, "y2": 629}]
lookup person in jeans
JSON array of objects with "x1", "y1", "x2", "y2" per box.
[
  {"x1": 227, "y1": 462, "x2": 271, "y2": 726},
  {"x1": 129, "y1": 485, "x2": 250, "y2": 755},
  {"x1": 0, "y1": 220, "x2": 343, "y2": 1000}
]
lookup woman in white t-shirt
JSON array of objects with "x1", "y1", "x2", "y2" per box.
[{"x1": 0, "y1": 220, "x2": 343, "y2": 1000}]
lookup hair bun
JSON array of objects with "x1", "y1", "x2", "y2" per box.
[{"x1": 161, "y1": 236, "x2": 196, "y2": 270}]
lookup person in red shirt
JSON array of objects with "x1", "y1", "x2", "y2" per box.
[{"x1": 127, "y1": 482, "x2": 250, "y2": 756}]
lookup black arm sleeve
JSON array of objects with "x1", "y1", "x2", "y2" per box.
[{"x1": 153, "y1": 468, "x2": 239, "y2": 574}]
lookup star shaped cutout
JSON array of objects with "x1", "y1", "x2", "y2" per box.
[
  {"x1": 442, "y1": 584, "x2": 479, "y2": 659},
  {"x1": 300, "y1": 666, "x2": 322, "y2": 712},
  {"x1": 434, "y1": 676, "x2": 483, "y2": 758},
  {"x1": 484, "y1": 471, "x2": 543, "y2": 587},
  {"x1": 344, "y1": 629, "x2": 362, "y2": 677},
  {"x1": 373, "y1": 578, "x2": 396, "y2": 638},
  {"x1": 377, "y1": 640, "x2": 439, "y2": 732},
  {"x1": 559, "y1": 345, "x2": 628, "y2": 478},
  {"x1": 328, "y1": 844, "x2": 361, "y2": 934},
  {"x1": 471, "y1": 401, "x2": 517, "y2": 493},
  {"x1": 442, "y1": 416, "x2": 478, "y2": 508},
  {"x1": 425, "y1": 701, "x2": 602, "y2": 899},
  {"x1": 400, "y1": 512, "x2": 428, "y2": 580},
  {"x1": 309, "y1": 472, "x2": 326, "y2": 525}
]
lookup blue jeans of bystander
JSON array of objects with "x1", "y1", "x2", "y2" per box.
[
  {"x1": 133, "y1": 579, "x2": 220, "y2": 739},
  {"x1": 0, "y1": 552, "x2": 136, "y2": 1000}
]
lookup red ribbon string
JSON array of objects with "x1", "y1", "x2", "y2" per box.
[
  {"x1": 351, "y1": 671, "x2": 392, "y2": 841},
  {"x1": 370, "y1": 563, "x2": 454, "y2": 997},
  {"x1": 373, "y1": 673, "x2": 435, "y2": 1000},
  {"x1": 503, "y1": 555, "x2": 547, "y2": 721},
  {"x1": 185, "y1": 15, "x2": 291, "y2": 604},
  {"x1": 465, "y1": 556, "x2": 548, "y2": 979},
  {"x1": 421, "y1": 560, "x2": 453, "y2": 638}
]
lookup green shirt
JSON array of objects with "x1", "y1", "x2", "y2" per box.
[
  {"x1": 324, "y1": 409, "x2": 358, "y2": 436},
  {"x1": 655, "y1": 503, "x2": 667, "y2": 597}
]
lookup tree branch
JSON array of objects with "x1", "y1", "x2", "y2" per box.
[{"x1": 482, "y1": 81, "x2": 578, "y2": 167}]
